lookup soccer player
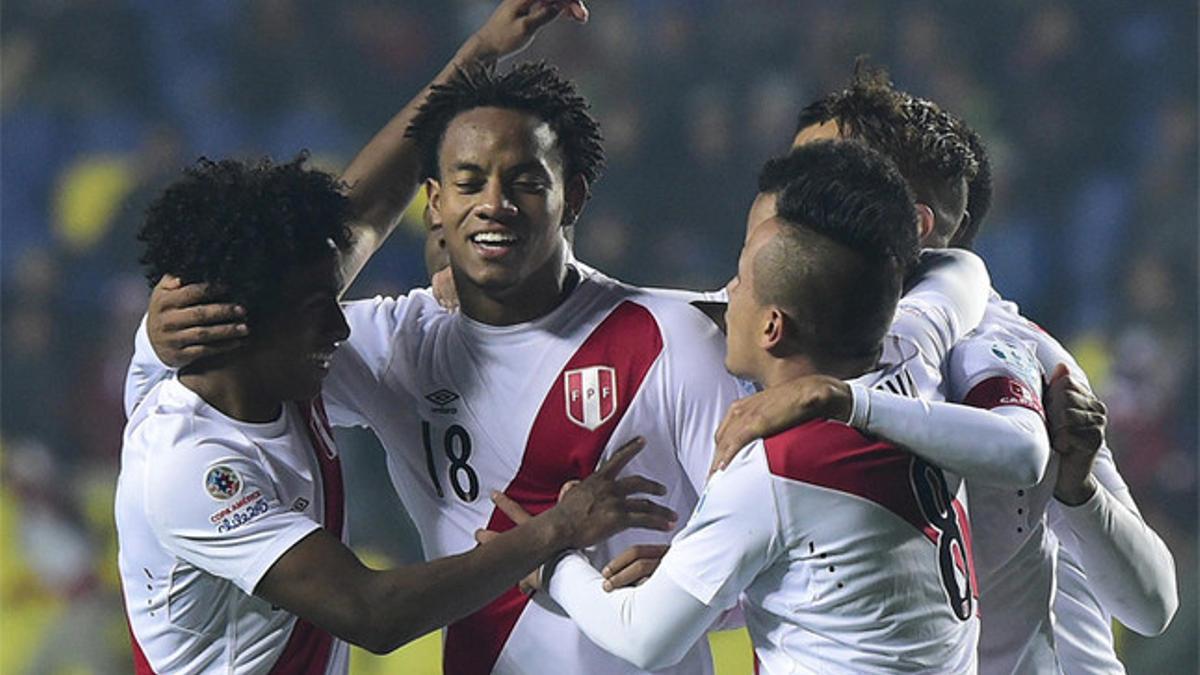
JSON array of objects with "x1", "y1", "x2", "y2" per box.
[
  {"x1": 503, "y1": 140, "x2": 981, "y2": 672},
  {"x1": 126, "y1": 43, "x2": 743, "y2": 675},
  {"x1": 116, "y1": 156, "x2": 675, "y2": 673},
  {"x1": 714, "y1": 70, "x2": 1177, "y2": 673}
]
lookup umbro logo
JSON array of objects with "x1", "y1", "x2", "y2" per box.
[{"x1": 425, "y1": 389, "x2": 460, "y2": 414}]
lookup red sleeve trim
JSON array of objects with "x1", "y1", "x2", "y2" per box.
[{"x1": 962, "y1": 376, "x2": 1044, "y2": 417}]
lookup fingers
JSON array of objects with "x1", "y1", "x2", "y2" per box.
[
  {"x1": 603, "y1": 557, "x2": 661, "y2": 591},
  {"x1": 558, "y1": 0, "x2": 589, "y2": 22},
  {"x1": 557, "y1": 479, "x2": 580, "y2": 502},
  {"x1": 174, "y1": 339, "x2": 248, "y2": 363},
  {"x1": 621, "y1": 498, "x2": 678, "y2": 529},
  {"x1": 523, "y1": 1, "x2": 561, "y2": 30},
  {"x1": 601, "y1": 544, "x2": 668, "y2": 578},
  {"x1": 613, "y1": 475, "x2": 667, "y2": 498},
  {"x1": 474, "y1": 528, "x2": 500, "y2": 545},
  {"x1": 596, "y1": 437, "x2": 646, "y2": 478},
  {"x1": 1048, "y1": 363, "x2": 1071, "y2": 385},
  {"x1": 491, "y1": 490, "x2": 533, "y2": 524},
  {"x1": 169, "y1": 323, "x2": 249, "y2": 347}
]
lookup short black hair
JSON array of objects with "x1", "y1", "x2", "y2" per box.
[
  {"x1": 949, "y1": 126, "x2": 993, "y2": 249},
  {"x1": 138, "y1": 155, "x2": 352, "y2": 324},
  {"x1": 406, "y1": 62, "x2": 605, "y2": 186},
  {"x1": 755, "y1": 140, "x2": 919, "y2": 365},
  {"x1": 795, "y1": 63, "x2": 978, "y2": 244}
]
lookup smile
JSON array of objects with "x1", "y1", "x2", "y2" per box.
[{"x1": 469, "y1": 231, "x2": 521, "y2": 259}]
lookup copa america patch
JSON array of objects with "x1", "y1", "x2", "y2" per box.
[
  {"x1": 204, "y1": 465, "x2": 243, "y2": 500},
  {"x1": 989, "y1": 339, "x2": 1040, "y2": 384}
]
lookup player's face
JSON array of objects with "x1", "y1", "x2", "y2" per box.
[
  {"x1": 249, "y1": 251, "x2": 350, "y2": 402},
  {"x1": 724, "y1": 220, "x2": 780, "y2": 382},
  {"x1": 428, "y1": 106, "x2": 572, "y2": 298}
]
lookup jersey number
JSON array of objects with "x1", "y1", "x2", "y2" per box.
[
  {"x1": 910, "y1": 457, "x2": 975, "y2": 621},
  {"x1": 422, "y1": 421, "x2": 479, "y2": 502}
]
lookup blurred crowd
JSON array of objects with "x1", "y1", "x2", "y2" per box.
[{"x1": 1, "y1": 1, "x2": 1195, "y2": 672}]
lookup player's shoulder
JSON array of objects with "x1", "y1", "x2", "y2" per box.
[
  {"x1": 341, "y1": 287, "x2": 444, "y2": 328},
  {"x1": 762, "y1": 419, "x2": 913, "y2": 491},
  {"x1": 132, "y1": 382, "x2": 267, "y2": 479}
]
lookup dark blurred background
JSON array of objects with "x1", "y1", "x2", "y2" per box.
[{"x1": 0, "y1": 1, "x2": 1195, "y2": 672}]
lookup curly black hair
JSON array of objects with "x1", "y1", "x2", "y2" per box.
[
  {"x1": 795, "y1": 62, "x2": 978, "y2": 245},
  {"x1": 406, "y1": 61, "x2": 605, "y2": 186},
  {"x1": 757, "y1": 140, "x2": 919, "y2": 365},
  {"x1": 138, "y1": 155, "x2": 352, "y2": 323},
  {"x1": 949, "y1": 125, "x2": 993, "y2": 249}
]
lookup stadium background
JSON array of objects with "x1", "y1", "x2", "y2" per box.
[{"x1": 0, "y1": 1, "x2": 1195, "y2": 672}]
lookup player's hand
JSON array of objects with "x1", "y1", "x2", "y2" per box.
[
  {"x1": 148, "y1": 274, "x2": 248, "y2": 368},
  {"x1": 431, "y1": 267, "x2": 459, "y2": 311},
  {"x1": 712, "y1": 375, "x2": 851, "y2": 475},
  {"x1": 1046, "y1": 363, "x2": 1106, "y2": 505},
  {"x1": 495, "y1": 437, "x2": 677, "y2": 552},
  {"x1": 471, "y1": 0, "x2": 588, "y2": 62},
  {"x1": 601, "y1": 544, "x2": 669, "y2": 591}
]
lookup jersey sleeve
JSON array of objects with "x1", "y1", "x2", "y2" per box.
[
  {"x1": 660, "y1": 304, "x2": 747, "y2": 493},
  {"x1": 1051, "y1": 479, "x2": 1179, "y2": 635},
  {"x1": 144, "y1": 438, "x2": 321, "y2": 595},
  {"x1": 658, "y1": 446, "x2": 780, "y2": 608},
  {"x1": 323, "y1": 291, "x2": 438, "y2": 428},
  {"x1": 947, "y1": 327, "x2": 1045, "y2": 416},
  {"x1": 124, "y1": 314, "x2": 174, "y2": 417},
  {"x1": 892, "y1": 248, "x2": 990, "y2": 365}
]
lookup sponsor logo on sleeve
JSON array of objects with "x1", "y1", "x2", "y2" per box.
[
  {"x1": 988, "y1": 339, "x2": 1040, "y2": 384},
  {"x1": 209, "y1": 489, "x2": 268, "y2": 533},
  {"x1": 204, "y1": 465, "x2": 242, "y2": 500}
]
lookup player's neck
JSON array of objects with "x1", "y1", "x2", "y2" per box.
[
  {"x1": 759, "y1": 353, "x2": 876, "y2": 389},
  {"x1": 179, "y1": 366, "x2": 283, "y2": 424},
  {"x1": 457, "y1": 253, "x2": 577, "y2": 326}
]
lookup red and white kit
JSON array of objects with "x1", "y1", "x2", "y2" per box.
[
  {"x1": 321, "y1": 265, "x2": 744, "y2": 675},
  {"x1": 116, "y1": 378, "x2": 348, "y2": 675}
]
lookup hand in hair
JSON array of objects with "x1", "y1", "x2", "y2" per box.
[
  {"x1": 472, "y1": 0, "x2": 588, "y2": 61},
  {"x1": 147, "y1": 275, "x2": 249, "y2": 368}
]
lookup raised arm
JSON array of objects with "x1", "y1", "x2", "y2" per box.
[{"x1": 337, "y1": 0, "x2": 588, "y2": 291}]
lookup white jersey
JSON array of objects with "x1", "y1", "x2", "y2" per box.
[
  {"x1": 972, "y1": 291, "x2": 1177, "y2": 674},
  {"x1": 322, "y1": 265, "x2": 743, "y2": 675},
  {"x1": 660, "y1": 360, "x2": 980, "y2": 673},
  {"x1": 945, "y1": 300, "x2": 1053, "y2": 675},
  {"x1": 115, "y1": 378, "x2": 349, "y2": 675}
]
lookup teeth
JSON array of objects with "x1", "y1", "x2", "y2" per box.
[{"x1": 471, "y1": 232, "x2": 518, "y2": 245}]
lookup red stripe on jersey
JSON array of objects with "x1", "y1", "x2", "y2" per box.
[
  {"x1": 445, "y1": 301, "x2": 664, "y2": 675},
  {"x1": 269, "y1": 398, "x2": 345, "y2": 675},
  {"x1": 125, "y1": 614, "x2": 157, "y2": 674},
  {"x1": 764, "y1": 420, "x2": 934, "y2": 536},
  {"x1": 962, "y1": 376, "x2": 1044, "y2": 417}
]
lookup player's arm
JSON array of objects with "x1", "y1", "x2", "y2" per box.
[
  {"x1": 1046, "y1": 372, "x2": 1178, "y2": 636},
  {"x1": 894, "y1": 248, "x2": 991, "y2": 363},
  {"x1": 337, "y1": 0, "x2": 587, "y2": 291},
  {"x1": 258, "y1": 437, "x2": 674, "y2": 653},
  {"x1": 128, "y1": 1, "x2": 586, "y2": 380},
  {"x1": 539, "y1": 450, "x2": 778, "y2": 670}
]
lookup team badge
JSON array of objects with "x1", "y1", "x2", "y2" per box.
[
  {"x1": 204, "y1": 465, "x2": 242, "y2": 500},
  {"x1": 564, "y1": 365, "x2": 617, "y2": 431}
]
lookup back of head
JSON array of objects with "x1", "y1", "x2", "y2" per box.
[
  {"x1": 795, "y1": 63, "x2": 978, "y2": 245},
  {"x1": 406, "y1": 61, "x2": 605, "y2": 186},
  {"x1": 755, "y1": 140, "x2": 919, "y2": 365},
  {"x1": 138, "y1": 155, "x2": 352, "y2": 326}
]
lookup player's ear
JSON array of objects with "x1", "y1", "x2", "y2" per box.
[
  {"x1": 761, "y1": 307, "x2": 786, "y2": 350},
  {"x1": 426, "y1": 178, "x2": 443, "y2": 219},
  {"x1": 562, "y1": 174, "x2": 588, "y2": 227},
  {"x1": 914, "y1": 203, "x2": 936, "y2": 243}
]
